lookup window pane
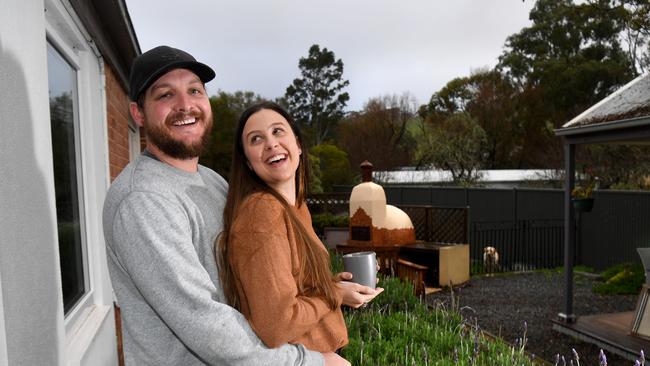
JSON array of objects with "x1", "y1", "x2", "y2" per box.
[{"x1": 47, "y1": 43, "x2": 86, "y2": 314}]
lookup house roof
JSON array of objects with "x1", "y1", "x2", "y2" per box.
[
  {"x1": 556, "y1": 73, "x2": 650, "y2": 138},
  {"x1": 375, "y1": 169, "x2": 556, "y2": 185},
  {"x1": 70, "y1": 0, "x2": 140, "y2": 89}
]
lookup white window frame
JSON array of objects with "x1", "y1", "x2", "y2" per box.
[
  {"x1": 47, "y1": 36, "x2": 90, "y2": 320},
  {"x1": 45, "y1": 0, "x2": 113, "y2": 360}
]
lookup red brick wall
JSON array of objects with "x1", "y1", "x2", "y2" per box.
[{"x1": 105, "y1": 64, "x2": 132, "y2": 182}]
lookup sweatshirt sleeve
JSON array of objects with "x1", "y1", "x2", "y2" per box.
[
  {"x1": 229, "y1": 198, "x2": 337, "y2": 348},
  {"x1": 109, "y1": 191, "x2": 323, "y2": 366}
]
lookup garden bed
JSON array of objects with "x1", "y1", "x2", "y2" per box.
[{"x1": 426, "y1": 271, "x2": 639, "y2": 364}]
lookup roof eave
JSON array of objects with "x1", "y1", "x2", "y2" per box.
[{"x1": 554, "y1": 115, "x2": 650, "y2": 137}]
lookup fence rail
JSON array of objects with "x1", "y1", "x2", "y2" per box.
[
  {"x1": 470, "y1": 219, "x2": 564, "y2": 274},
  {"x1": 306, "y1": 193, "x2": 349, "y2": 215}
]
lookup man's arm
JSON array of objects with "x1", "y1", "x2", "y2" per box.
[{"x1": 109, "y1": 191, "x2": 323, "y2": 365}]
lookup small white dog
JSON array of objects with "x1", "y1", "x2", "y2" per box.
[{"x1": 483, "y1": 246, "x2": 499, "y2": 275}]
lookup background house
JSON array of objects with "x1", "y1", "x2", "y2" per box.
[
  {"x1": 0, "y1": 0, "x2": 139, "y2": 364},
  {"x1": 374, "y1": 169, "x2": 559, "y2": 188}
]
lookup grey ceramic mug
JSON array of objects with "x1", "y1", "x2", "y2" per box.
[{"x1": 342, "y1": 251, "x2": 377, "y2": 288}]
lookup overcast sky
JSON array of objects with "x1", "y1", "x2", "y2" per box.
[{"x1": 125, "y1": 1, "x2": 535, "y2": 112}]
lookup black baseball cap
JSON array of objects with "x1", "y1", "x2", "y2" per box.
[{"x1": 128, "y1": 45, "x2": 216, "y2": 101}]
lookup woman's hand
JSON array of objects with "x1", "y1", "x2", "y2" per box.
[
  {"x1": 334, "y1": 272, "x2": 353, "y2": 282},
  {"x1": 334, "y1": 275, "x2": 384, "y2": 308},
  {"x1": 335, "y1": 267, "x2": 380, "y2": 284}
]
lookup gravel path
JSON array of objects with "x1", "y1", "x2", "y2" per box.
[{"x1": 426, "y1": 272, "x2": 639, "y2": 365}]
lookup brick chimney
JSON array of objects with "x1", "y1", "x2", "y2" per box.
[{"x1": 360, "y1": 161, "x2": 373, "y2": 183}]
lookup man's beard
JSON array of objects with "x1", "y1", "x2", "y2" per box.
[{"x1": 144, "y1": 110, "x2": 213, "y2": 160}]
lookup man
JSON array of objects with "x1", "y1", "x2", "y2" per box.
[{"x1": 103, "y1": 46, "x2": 349, "y2": 365}]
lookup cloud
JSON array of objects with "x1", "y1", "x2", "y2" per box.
[{"x1": 126, "y1": 0, "x2": 533, "y2": 111}]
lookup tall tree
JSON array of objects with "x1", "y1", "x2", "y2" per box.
[
  {"x1": 612, "y1": 0, "x2": 650, "y2": 74},
  {"x1": 200, "y1": 90, "x2": 263, "y2": 179},
  {"x1": 495, "y1": 0, "x2": 638, "y2": 168},
  {"x1": 415, "y1": 112, "x2": 487, "y2": 185},
  {"x1": 419, "y1": 70, "x2": 521, "y2": 169},
  {"x1": 338, "y1": 93, "x2": 417, "y2": 171},
  {"x1": 498, "y1": 0, "x2": 634, "y2": 117},
  {"x1": 285, "y1": 44, "x2": 350, "y2": 145}
]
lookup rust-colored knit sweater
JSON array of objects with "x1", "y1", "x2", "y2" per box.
[{"x1": 229, "y1": 193, "x2": 348, "y2": 353}]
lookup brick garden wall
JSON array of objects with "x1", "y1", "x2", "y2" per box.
[{"x1": 105, "y1": 63, "x2": 132, "y2": 182}]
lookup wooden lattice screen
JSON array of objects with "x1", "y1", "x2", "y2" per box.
[{"x1": 396, "y1": 205, "x2": 469, "y2": 244}]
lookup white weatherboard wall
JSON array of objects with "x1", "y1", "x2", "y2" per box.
[
  {"x1": 0, "y1": 0, "x2": 117, "y2": 365},
  {"x1": 0, "y1": 0, "x2": 65, "y2": 364}
]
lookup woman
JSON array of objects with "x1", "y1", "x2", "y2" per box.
[{"x1": 217, "y1": 101, "x2": 382, "y2": 353}]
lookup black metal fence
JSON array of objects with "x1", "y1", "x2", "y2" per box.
[
  {"x1": 311, "y1": 186, "x2": 650, "y2": 273},
  {"x1": 470, "y1": 219, "x2": 564, "y2": 273}
]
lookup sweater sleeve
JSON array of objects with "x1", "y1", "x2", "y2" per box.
[
  {"x1": 230, "y1": 199, "x2": 335, "y2": 348},
  {"x1": 109, "y1": 191, "x2": 323, "y2": 366}
]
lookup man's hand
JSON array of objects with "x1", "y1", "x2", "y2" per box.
[{"x1": 323, "y1": 352, "x2": 351, "y2": 366}]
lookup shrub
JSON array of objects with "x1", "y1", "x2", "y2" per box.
[
  {"x1": 593, "y1": 262, "x2": 644, "y2": 295},
  {"x1": 310, "y1": 143, "x2": 354, "y2": 191},
  {"x1": 312, "y1": 212, "x2": 349, "y2": 236}
]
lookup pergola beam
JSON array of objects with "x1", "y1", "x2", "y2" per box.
[{"x1": 559, "y1": 142, "x2": 576, "y2": 323}]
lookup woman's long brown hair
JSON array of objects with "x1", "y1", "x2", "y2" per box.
[{"x1": 216, "y1": 101, "x2": 339, "y2": 311}]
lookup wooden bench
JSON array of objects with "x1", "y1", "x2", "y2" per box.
[{"x1": 396, "y1": 258, "x2": 428, "y2": 296}]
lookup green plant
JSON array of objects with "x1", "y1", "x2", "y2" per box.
[
  {"x1": 572, "y1": 165, "x2": 599, "y2": 199},
  {"x1": 312, "y1": 212, "x2": 349, "y2": 236},
  {"x1": 593, "y1": 262, "x2": 644, "y2": 295},
  {"x1": 571, "y1": 181, "x2": 595, "y2": 199},
  {"x1": 330, "y1": 250, "x2": 344, "y2": 274},
  {"x1": 574, "y1": 265, "x2": 597, "y2": 273}
]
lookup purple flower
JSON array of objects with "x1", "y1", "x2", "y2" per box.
[
  {"x1": 598, "y1": 349, "x2": 607, "y2": 365},
  {"x1": 572, "y1": 348, "x2": 579, "y2": 358}
]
